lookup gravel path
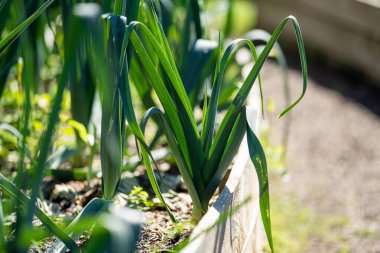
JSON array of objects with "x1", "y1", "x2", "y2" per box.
[{"x1": 259, "y1": 60, "x2": 380, "y2": 252}]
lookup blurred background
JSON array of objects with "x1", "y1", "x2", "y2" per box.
[
  {"x1": 0, "y1": 0, "x2": 379, "y2": 252},
  {"x1": 250, "y1": 0, "x2": 380, "y2": 252}
]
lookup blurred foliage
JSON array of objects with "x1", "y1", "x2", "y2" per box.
[
  {"x1": 266, "y1": 187, "x2": 360, "y2": 253},
  {"x1": 260, "y1": 99, "x2": 287, "y2": 175},
  {"x1": 0, "y1": 0, "x2": 260, "y2": 176},
  {"x1": 124, "y1": 186, "x2": 162, "y2": 211},
  {"x1": 204, "y1": 0, "x2": 258, "y2": 37},
  {"x1": 0, "y1": 79, "x2": 94, "y2": 170}
]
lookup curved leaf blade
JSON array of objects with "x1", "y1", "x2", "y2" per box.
[
  {"x1": 49, "y1": 198, "x2": 111, "y2": 253},
  {"x1": 210, "y1": 16, "x2": 307, "y2": 170},
  {"x1": 140, "y1": 107, "x2": 203, "y2": 213},
  {"x1": 0, "y1": 0, "x2": 56, "y2": 55},
  {"x1": 140, "y1": 108, "x2": 178, "y2": 222},
  {"x1": 203, "y1": 38, "x2": 261, "y2": 179},
  {"x1": 246, "y1": 115, "x2": 273, "y2": 252}
]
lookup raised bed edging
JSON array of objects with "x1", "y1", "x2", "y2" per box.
[
  {"x1": 257, "y1": 0, "x2": 380, "y2": 85},
  {"x1": 181, "y1": 97, "x2": 263, "y2": 253}
]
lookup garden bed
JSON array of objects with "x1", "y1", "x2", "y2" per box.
[{"x1": 30, "y1": 138, "x2": 261, "y2": 253}]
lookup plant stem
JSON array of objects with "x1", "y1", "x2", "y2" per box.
[
  {"x1": 113, "y1": 0, "x2": 124, "y2": 16},
  {"x1": 191, "y1": 205, "x2": 207, "y2": 223}
]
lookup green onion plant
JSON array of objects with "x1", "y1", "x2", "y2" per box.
[
  {"x1": 61, "y1": 0, "x2": 97, "y2": 167},
  {"x1": 116, "y1": 4, "x2": 307, "y2": 252}
]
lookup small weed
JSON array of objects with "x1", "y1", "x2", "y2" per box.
[
  {"x1": 354, "y1": 227, "x2": 376, "y2": 238},
  {"x1": 125, "y1": 186, "x2": 162, "y2": 211}
]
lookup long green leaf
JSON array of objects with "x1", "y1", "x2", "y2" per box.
[
  {"x1": 121, "y1": 21, "x2": 198, "y2": 135},
  {"x1": 241, "y1": 16, "x2": 307, "y2": 118},
  {"x1": 0, "y1": 174, "x2": 79, "y2": 252},
  {"x1": 101, "y1": 14, "x2": 127, "y2": 200},
  {"x1": 201, "y1": 108, "x2": 247, "y2": 206},
  {"x1": 246, "y1": 116, "x2": 273, "y2": 252},
  {"x1": 84, "y1": 206, "x2": 143, "y2": 253},
  {"x1": 148, "y1": 4, "x2": 204, "y2": 162},
  {"x1": 139, "y1": 108, "x2": 177, "y2": 222},
  {"x1": 0, "y1": 0, "x2": 55, "y2": 55},
  {"x1": 140, "y1": 107, "x2": 204, "y2": 214},
  {"x1": 122, "y1": 22, "x2": 206, "y2": 191},
  {"x1": 113, "y1": 0, "x2": 124, "y2": 16},
  {"x1": 244, "y1": 29, "x2": 290, "y2": 115},
  {"x1": 26, "y1": 57, "x2": 69, "y2": 225},
  {"x1": 0, "y1": 192, "x2": 4, "y2": 251},
  {"x1": 98, "y1": 13, "x2": 182, "y2": 219},
  {"x1": 49, "y1": 198, "x2": 111, "y2": 253},
  {"x1": 209, "y1": 16, "x2": 307, "y2": 172},
  {"x1": 190, "y1": 0, "x2": 203, "y2": 38},
  {"x1": 181, "y1": 39, "x2": 218, "y2": 107},
  {"x1": 245, "y1": 29, "x2": 292, "y2": 166},
  {"x1": 202, "y1": 38, "x2": 261, "y2": 181}
]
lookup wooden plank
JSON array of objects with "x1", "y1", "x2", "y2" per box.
[
  {"x1": 181, "y1": 133, "x2": 261, "y2": 252},
  {"x1": 271, "y1": 0, "x2": 380, "y2": 36},
  {"x1": 257, "y1": 0, "x2": 380, "y2": 85},
  {"x1": 260, "y1": 0, "x2": 380, "y2": 35},
  {"x1": 299, "y1": 0, "x2": 380, "y2": 36}
]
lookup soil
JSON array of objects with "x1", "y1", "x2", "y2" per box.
[
  {"x1": 260, "y1": 59, "x2": 380, "y2": 252},
  {"x1": 29, "y1": 178, "x2": 102, "y2": 252},
  {"x1": 34, "y1": 163, "x2": 193, "y2": 252},
  {"x1": 136, "y1": 203, "x2": 192, "y2": 253},
  {"x1": 42, "y1": 177, "x2": 102, "y2": 215}
]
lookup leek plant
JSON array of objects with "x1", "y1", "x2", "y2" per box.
[
  {"x1": 116, "y1": 4, "x2": 307, "y2": 252},
  {"x1": 97, "y1": 0, "x2": 177, "y2": 220},
  {"x1": 148, "y1": 0, "x2": 218, "y2": 108},
  {"x1": 62, "y1": 0, "x2": 97, "y2": 167},
  {"x1": 127, "y1": 1, "x2": 219, "y2": 149}
]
